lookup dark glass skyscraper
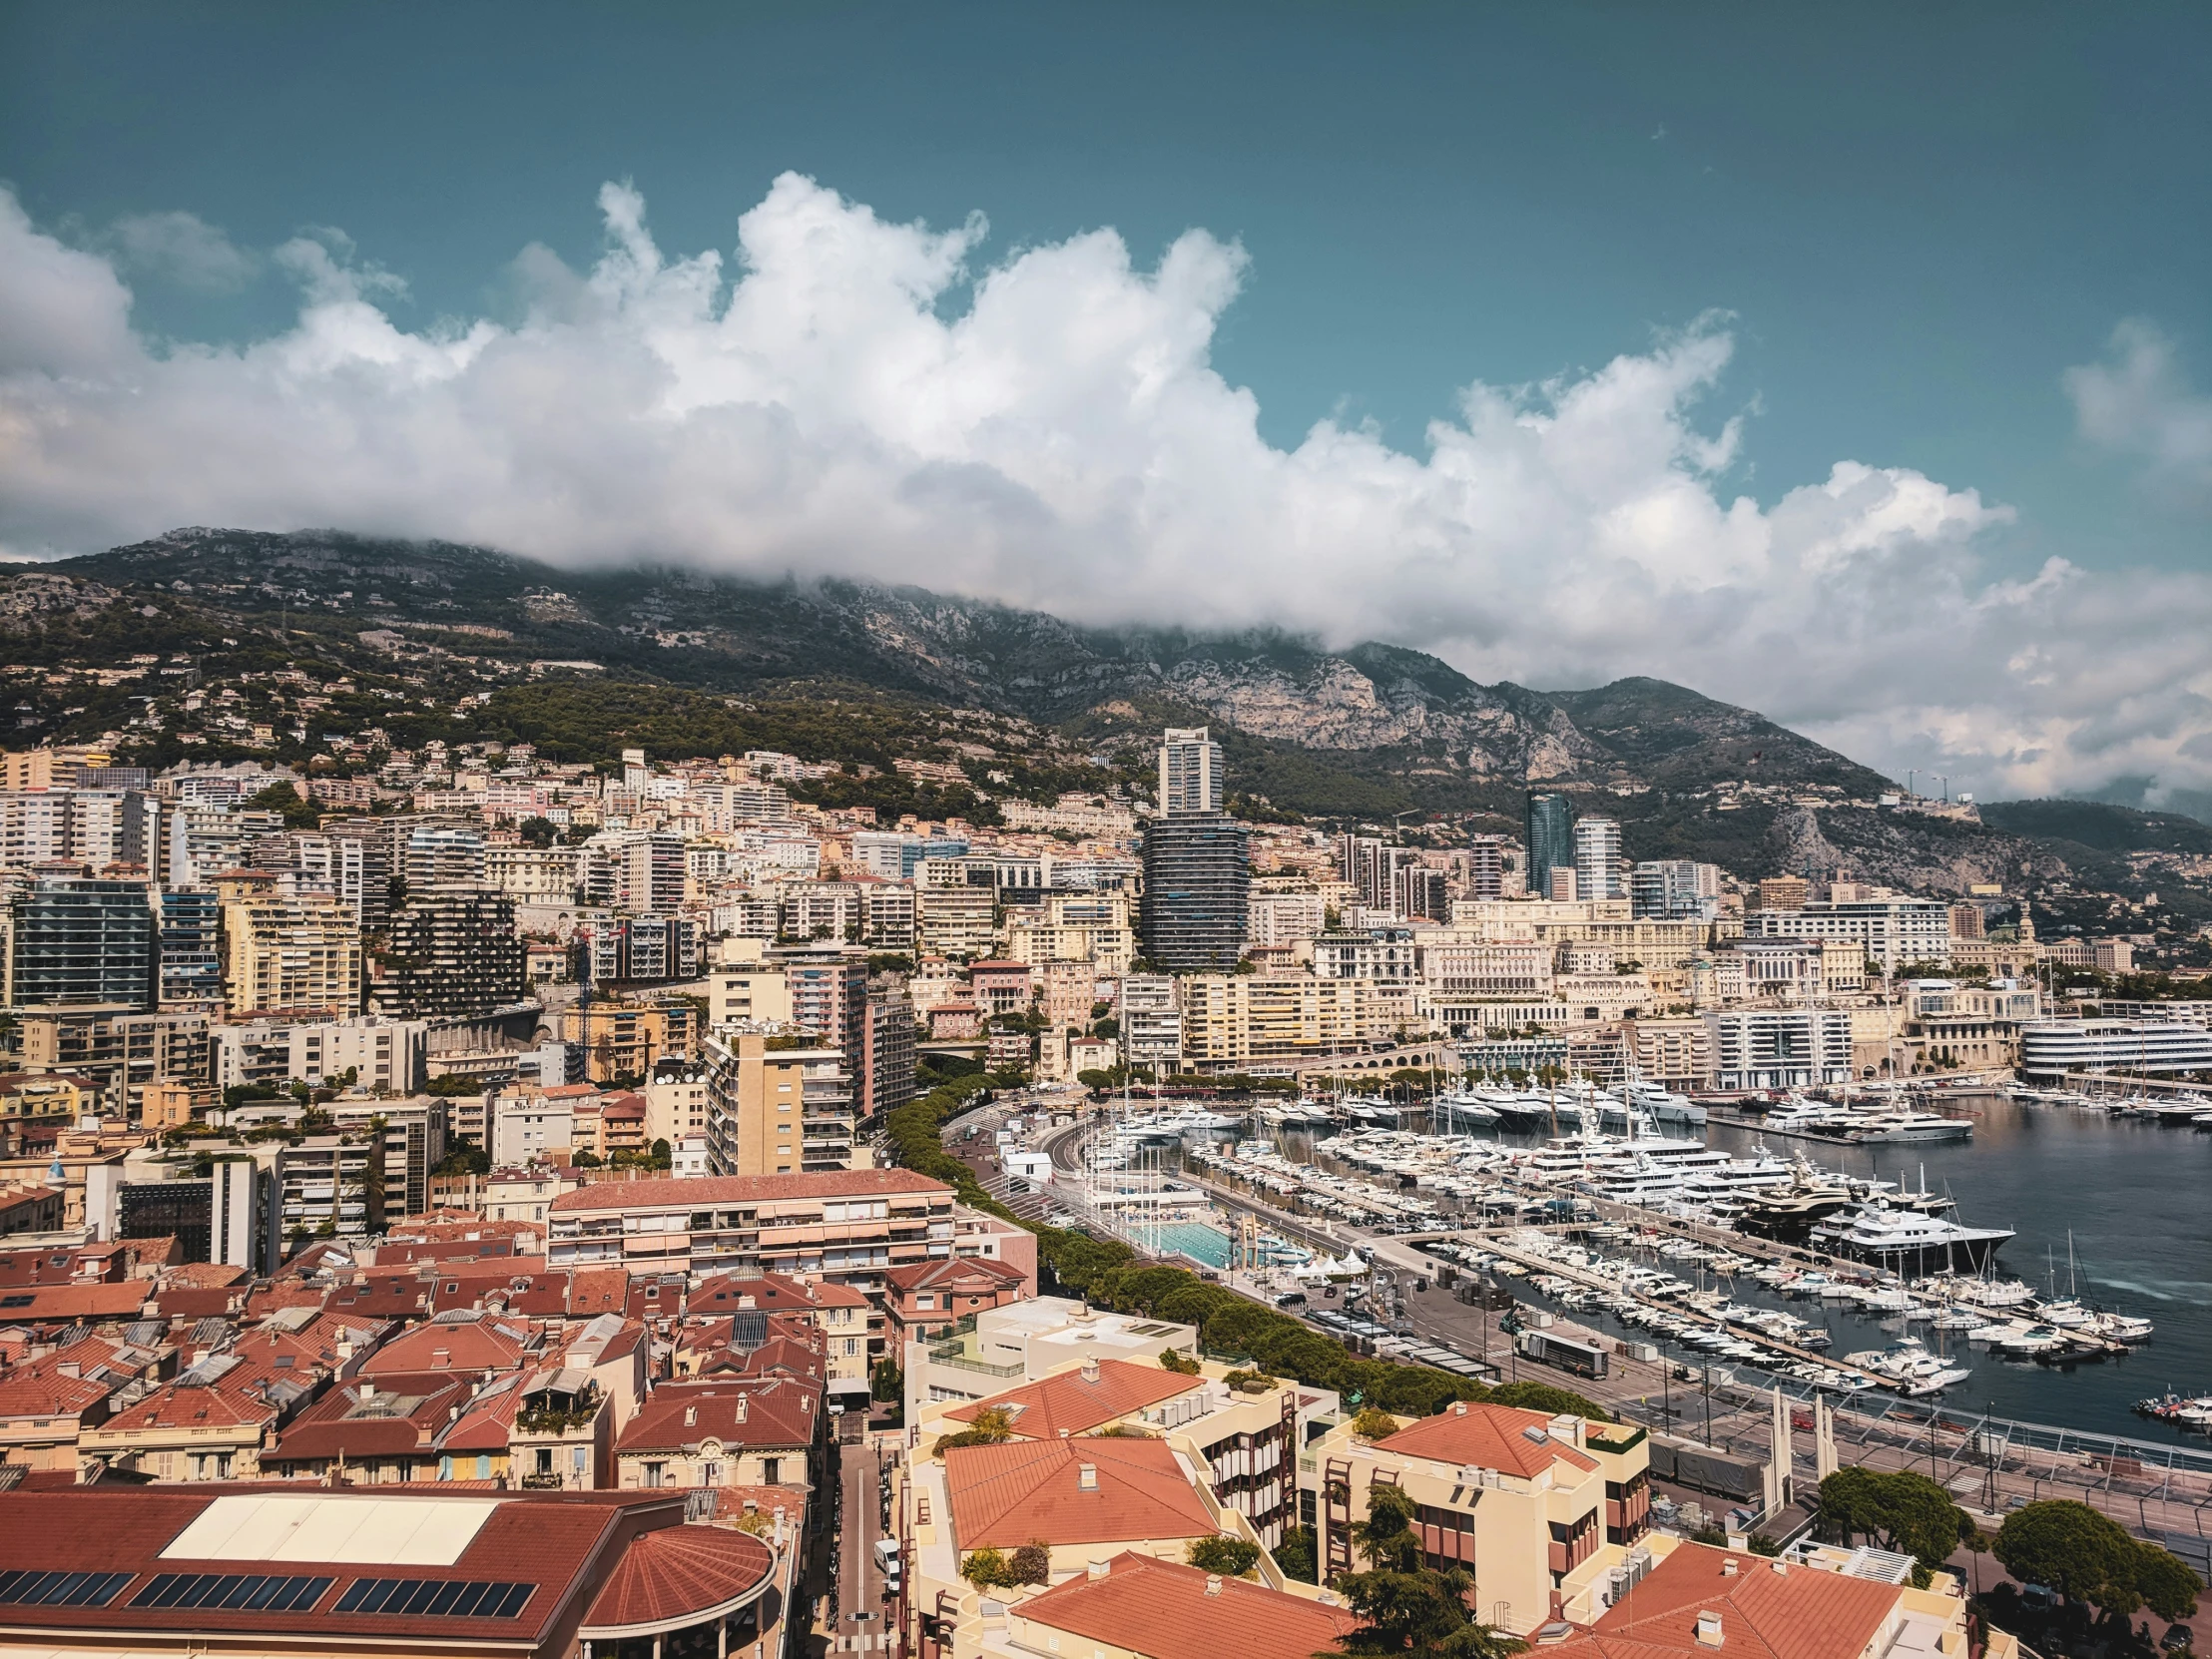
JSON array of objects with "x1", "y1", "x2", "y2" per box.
[
  {"x1": 1525, "y1": 792, "x2": 1574, "y2": 899},
  {"x1": 1140, "y1": 815, "x2": 1250, "y2": 971},
  {"x1": 4, "y1": 877, "x2": 158, "y2": 1009}
]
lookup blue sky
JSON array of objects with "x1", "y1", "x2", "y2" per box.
[{"x1": 3, "y1": 2, "x2": 2211, "y2": 797}]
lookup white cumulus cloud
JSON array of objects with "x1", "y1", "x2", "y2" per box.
[
  {"x1": 2064, "y1": 318, "x2": 2212, "y2": 493},
  {"x1": 2, "y1": 172, "x2": 2208, "y2": 802}
]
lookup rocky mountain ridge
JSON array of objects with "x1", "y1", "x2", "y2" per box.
[
  {"x1": 4, "y1": 526, "x2": 2197, "y2": 908},
  {"x1": 21, "y1": 527, "x2": 1885, "y2": 797}
]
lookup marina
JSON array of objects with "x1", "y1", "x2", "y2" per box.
[{"x1": 1049, "y1": 1085, "x2": 2212, "y2": 1444}]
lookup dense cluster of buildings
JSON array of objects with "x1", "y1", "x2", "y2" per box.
[
  {"x1": 0, "y1": 728, "x2": 2044, "y2": 1659},
  {"x1": 0, "y1": 725, "x2": 2174, "y2": 1278}
]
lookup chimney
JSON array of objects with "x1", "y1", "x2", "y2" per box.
[
  {"x1": 1204, "y1": 1575, "x2": 1222, "y2": 1596},
  {"x1": 736, "y1": 1394, "x2": 749, "y2": 1422},
  {"x1": 1087, "y1": 1559, "x2": 1110, "y2": 1580},
  {"x1": 1077, "y1": 1463, "x2": 1098, "y2": 1491},
  {"x1": 1080, "y1": 1358, "x2": 1100, "y2": 1384},
  {"x1": 1696, "y1": 1612, "x2": 1724, "y2": 1647},
  {"x1": 358, "y1": 1382, "x2": 374, "y2": 1402},
  {"x1": 1453, "y1": 1401, "x2": 1467, "y2": 1415},
  {"x1": 1721, "y1": 1558, "x2": 1739, "y2": 1578},
  {"x1": 685, "y1": 1405, "x2": 698, "y2": 1426},
  {"x1": 1770, "y1": 1560, "x2": 1788, "y2": 1576}
]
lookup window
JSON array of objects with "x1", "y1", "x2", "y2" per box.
[
  {"x1": 762, "y1": 1456, "x2": 782, "y2": 1485},
  {"x1": 645, "y1": 1461, "x2": 668, "y2": 1488}
]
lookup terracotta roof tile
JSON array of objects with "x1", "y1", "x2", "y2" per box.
[
  {"x1": 551, "y1": 1169, "x2": 949, "y2": 1213},
  {"x1": 1545, "y1": 1542, "x2": 1904, "y2": 1659},
  {"x1": 617, "y1": 1377, "x2": 820, "y2": 1456},
  {"x1": 947, "y1": 1360, "x2": 1199, "y2": 1440},
  {"x1": 1014, "y1": 1551, "x2": 1362, "y2": 1659},
  {"x1": 583, "y1": 1523, "x2": 774, "y2": 1631},
  {"x1": 1378, "y1": 1400, "x2": 1600, "y2": 1478},
  {"x1": 942, "y1": 1435, "x2": 1216, "y2": 1551}
]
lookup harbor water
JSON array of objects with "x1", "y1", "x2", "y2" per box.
[
  {"x1": 1701, "y1": 1096, "x2": 2212, "y2": 1443},
  {"x1": 1225, "y1": 1095, "x2": 2212, "y2": 1444}
]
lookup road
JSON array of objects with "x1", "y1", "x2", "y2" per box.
[{"x1": 833, "y1": 1443, "x2": 886, "y2": 1654}]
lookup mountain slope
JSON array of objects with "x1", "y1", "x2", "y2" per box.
[{"x1": 0, "y1": 525, "x2": 2170, "y2": 900}]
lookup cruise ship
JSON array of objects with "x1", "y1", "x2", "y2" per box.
[{"x1": 1811, "y1": 1202, "x2": 2014, "y2": 1275}]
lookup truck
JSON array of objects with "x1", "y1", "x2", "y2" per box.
[
  {"x1": 1513, "y1": 1329, "x2": 1610, "y2": 1380},
  {"x1": 1646, "y1": 1433, "x2": 1767, "y2": 1502}
]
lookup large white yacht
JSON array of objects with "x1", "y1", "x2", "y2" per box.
[
  {"x1": 1811, "y1": 1203, "x2": 2013, "y2": 1275},
  {"x1": 1850, "y1": 1109, "x2": 1972, "y2": 1144}
]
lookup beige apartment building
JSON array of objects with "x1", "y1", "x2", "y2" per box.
[
  {"x1": 547, "y1": 1168, "x2": 957, "y2": 1322},
  {"x1": 1179, "y1": 973, "x2": 1399, "y2": 1068},
  {"x1": 216, "y1": 877, "x2": 362, "y2": 1017},
  {"x1": 1310, "y1": 1399, "x2": 1651, "y2": 1638},
  {"x1": 704, "y1": 1028, "x2": 857, "y2": 1175}
]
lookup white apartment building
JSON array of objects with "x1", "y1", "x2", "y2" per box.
[
  {"x1": 212, "y1": 1015, "x2": 428, "y2": 1094},
  {"x1": 491, "y1": 1088, "x2": 579, "y2": 1164},
  {"x1": 1312, "y1": 928, "x2": 1418, "y2": 983},
  {"x1": 1704, "y1": 1007, "x2": 1854, "y2": 1090},
  {"x1": 1118, "y1": 974, "x2": 1184, "y2": 1070},
  {"x1": 1158, "y1": 728, "x2": 1224, "y2": 817},
  {"x1": 1572, "y1": 817, "x2": 1625, "y2": 902},
  {"x1": 1247, "y1": 891, "x2": 1327, "y2": 948},
  {"x1": 1745, "y1": 896, "x2": 1951, "y2": 972}
]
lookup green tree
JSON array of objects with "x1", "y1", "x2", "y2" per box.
[
  {"x1": 1186, "y1": 1535, "x2": 1263, "y2": 1578},
  {"x1": 1487, "y1": 1382, "x2": 1611, "y2": 1422},
  {"x1": 1994, "y1": 1500, "x2": 2200, "y2": 1621},
  {"x1": 1276, "y1": 1524, "x2": 1319, "y2": 1584},
  {"x1": 1349, "y1": 1406, "x2": 1400, "y2": 1440},
  {"x1": 1817, "y1": 1468, "x2": 1971, "y2": 1587},
  {"x1": 871, "y1": 1359, "x2": 903, "y2": 1404},
  {"x1": 1159, "y1": 1348, "x2": 1202, "y2": 1376},
  {"x1": 961, "y1": 1547, "x2": 1013, "y2": 1588},
  {"x1": 933, "y1": 1405, "x2": 1018, "y2": 1457},
  {"x1": 1329, "y1": 1483, "x2": 1522, "y2": 1659}
]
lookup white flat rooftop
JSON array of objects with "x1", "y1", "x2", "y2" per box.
[{"x1": 161, "y1": 1493, "x2": 505, "y2": 1566}]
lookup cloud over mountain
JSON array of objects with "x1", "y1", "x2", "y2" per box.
[{"x1": 1, "y1": 173, "x2": 2207, "y2": 801}]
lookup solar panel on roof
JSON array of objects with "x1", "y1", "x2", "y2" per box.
[
  {"x1": 0, "y1": 1569, "x2": 135, "y2": 1608},
  {"x1": 333, "y1": 1579, "x2": 536, "y2": 1619},
  {"x1": 729, "y1": 1310, "x2": 770, "y2": 1351},
  {"x1": 131, "y1": 1573, "x2": 333, "y2": 1613}
]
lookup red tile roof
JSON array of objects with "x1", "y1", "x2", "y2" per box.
[
  {"x1": 616, "y1": 1377, "x2": 821, "y2": 1456},
  {"x1": 359, "y1": 1315, "x2": 540, "y2": 1378},
  {"x1": 1544, "y1": 1542, "x2": 1904, "y2": 1659},
  {"x1": 946, "y1": 1360, "x2": 1199, "y2": 1440},
  {"x1": 883, "y1": 1256, "x2": 1027, "y2": 1294},
  {"x1": 1378, "y1": 1399, "x2": 1600, "y2": 1477},
  {"x1": 0, "y1": 1340, "x2": 123, "y2": 1420},
  {"x1": 1015, "y1": 1551, "x2": 1362, "y2": 1659},
  {"x1": 692, "y1": 1271, "x2": 870, "y2": 1313},
  {"x1": 0, "y1": 1486, "x2": 690, "y2": 1647},
  {"x1": 551, "y1": 1168, "x2": 950, "y2": 1213},
  {"x1": 0, "y1": 1282, "x2": 148, "y2": 1320},
  {"x1": 583, "y1": 1522, "x2": 775, "y2": 1632},
  {"x1": 942, "y1": 1435, "x2": 1216, "y2": 1550},
  {"x1": 265, "y1": 1371, "x2": 476, "y2": 1464}
]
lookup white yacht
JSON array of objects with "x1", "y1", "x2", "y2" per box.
[
  {"x1": 1810, "y1": 1203, "x2": 2014, "y2": 1275},
  {"x1": 1851, "y1": 1109, "x2": 1972, "y2": 1144}
]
